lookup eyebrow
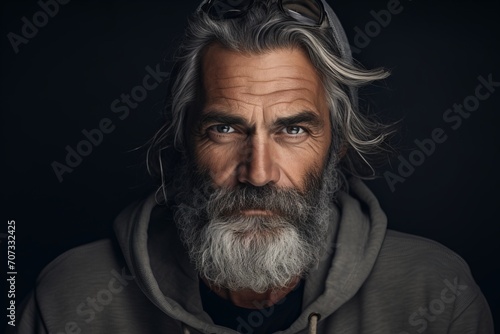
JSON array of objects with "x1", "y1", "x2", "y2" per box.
[
  {"x1": 198, "y1": 111, "x2": 248, "y2": 128},
  {"x1": 274, "y1": 111, "x2": 324, "y2": 129},
  {"x1": 197, "y1": 110, "x2": 324, "y2": 131}
]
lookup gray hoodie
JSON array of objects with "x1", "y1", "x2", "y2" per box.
[{"x1": 13, "y1": 178, "x2": 494, "y2": 333}]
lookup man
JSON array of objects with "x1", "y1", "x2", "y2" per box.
[{"x1": 15, "y1": 0, "x2": 494, "y2": 333}]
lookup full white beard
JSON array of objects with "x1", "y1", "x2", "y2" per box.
[
  {"x1": 194, "y1": 214, "x2": 316, "y2": 293},
  {"x1": 173, "y1": 154, "x2": 340, "y2": 293}
]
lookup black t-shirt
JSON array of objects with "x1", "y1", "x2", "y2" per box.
[{"x1": 199, "y1": 279, "x2": 304, "y2": 334}]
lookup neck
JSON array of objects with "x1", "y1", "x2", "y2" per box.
[{"x1": 202, "y1": 277, "x2": 301, "y2": 309}]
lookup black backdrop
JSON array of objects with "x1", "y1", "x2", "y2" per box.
[{"x1": 2, "y1": 0, "x2": 499, "y2": 329}]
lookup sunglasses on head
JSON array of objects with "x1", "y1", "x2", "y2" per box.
[{"x1": 200, "y1": 0, "x2": 326, "y2": 27}]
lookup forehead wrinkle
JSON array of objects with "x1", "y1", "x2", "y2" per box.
[
  {"x1": 208, "y1": 81, "x2": 320, "y2": 100},
  {"x1": 249, "y1": 80, "x2": 318, "y2": 94},
  {"x1": 225, "y1": 72, "x2": 317, "y2": 87},
  {"x1": 203, "y1": 98, "x2": 262, "y2": 115},
  {"x1": 212, "y1": 84, "x2": 316, "y2": 102},
  {"x1": 211, "y1": 76, "x2": 318, "y2": 89},
  {"x1": 211, "y1": 65, "x2": 318, "y2": 85},
  {"x1": 241, "y1": 87, "x2": 318, "y2": 98},
  {"x1": 266, "y1": 97, "x2": 322, "y2": 111},
  {"x1": 245, "y1": 76, "x2": 319, "y2": 85},
  {"x1": 204, "y1": 84, "x2": 249, "y2": 95},
  {"x1": 205, "y1": 91, "x2": 325, "y2": 120},
  {"x1": 252, "y1": 64, "x2": 316, "y2": 75},
  {"x1": 214, "y1": 63, "x2": 312, "y2": 72}
]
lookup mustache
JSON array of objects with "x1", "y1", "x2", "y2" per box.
[
  {"x1": 173, "y1": 161, "x2": 326, "y2": 224},
  {"x1": 199, "y1": 171, "x2": 323, "y2": 221},
  {"x1": 205, "y1": 184, "x2": 313, "y2": 219}
]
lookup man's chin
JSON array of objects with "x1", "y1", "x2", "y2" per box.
[{"x1": 195, "y1": 218, "x2": 310, "y2": 292}]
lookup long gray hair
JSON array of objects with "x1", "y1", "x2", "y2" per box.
[{"x1": 147, "y1": 0, "x2": 395, "y2": 197}]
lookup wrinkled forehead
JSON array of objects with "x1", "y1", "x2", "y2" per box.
[
  {"x1": 198, "y1": 43, "x2": 328, "y2": 116},
  {"x1": 201, "y1": 43, "x2": 320, "y2": 81}
]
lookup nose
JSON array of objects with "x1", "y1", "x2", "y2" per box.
[{"x1": 237, "y1": 137, "x2": 280, "y2": 187}]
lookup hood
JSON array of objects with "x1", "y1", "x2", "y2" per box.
[{"x1": 113, "y1": 178, "x2": 387, "y2": 333}]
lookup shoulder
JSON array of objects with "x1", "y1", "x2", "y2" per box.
[
  {"x1": 34, "y1": 239, "x2": 138, "y2": 309},
  {"x1": 357, "y1": 230, "x2": 495, "y2": 331},
  {"x1": 369, "y1": 230, "x2": 483, "y2": 316},
  {"x1": 379, "y1": 229, "x2": 473, "y2": 277},
  {"x1": 29, "y1": 239, "x2": 146, "y2": 330},
  {"x1": 37, "y1": 239, "x2": 124, "y2": 286}
]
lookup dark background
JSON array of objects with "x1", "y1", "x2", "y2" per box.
[{"x1": 2, "y1": 0, "x2": 499, "y2": 330}]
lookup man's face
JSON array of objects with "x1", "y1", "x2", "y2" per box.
[
  {"x1": 175, "y1": 44, "x2": 337, "y2": 293},
  {"x1": 192, "y1": 44, "x2": 332, "y2": 194}
]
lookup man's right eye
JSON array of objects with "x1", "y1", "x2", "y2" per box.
[{"x1": 210, "y1": 125, "x2": 235, "y2": 133}]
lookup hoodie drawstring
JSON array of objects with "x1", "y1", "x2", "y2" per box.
[{"x1": 308, "y1": 313, "x2": 320, "y2": 334}]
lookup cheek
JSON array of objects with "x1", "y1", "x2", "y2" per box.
[
  {"x1": 193, "y1": 140, "x2": 244, "y2": 186},
  {"x1": 277, "y1": 141, "x2": 329, "y2": 187}
]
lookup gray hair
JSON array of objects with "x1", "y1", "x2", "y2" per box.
[{"x1": 147, "y1": 1, "x2": 395, "y2": 192}]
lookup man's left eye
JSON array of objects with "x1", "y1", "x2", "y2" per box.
[{"x1": 283, "y1": 126, "x2": 305, "y2": 135}]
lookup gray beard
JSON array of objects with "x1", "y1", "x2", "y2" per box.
[{"x1": 172, "y1": 156, "x2": 340, "y2": 293}]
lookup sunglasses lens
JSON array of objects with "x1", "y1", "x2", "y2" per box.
[
  {"x1": 281, "y1": 0, "x2": 323, "y2": 26},
  {"x1": 206, "y1": 0, "x2": 254, "y2": 19}
]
